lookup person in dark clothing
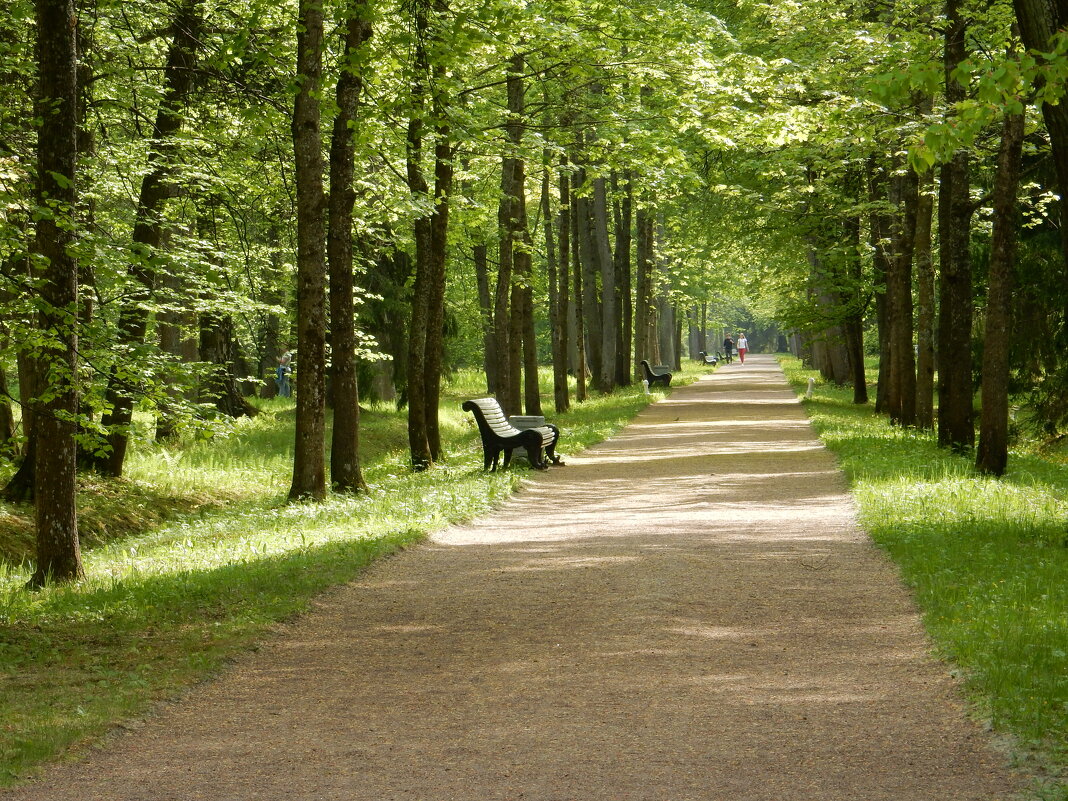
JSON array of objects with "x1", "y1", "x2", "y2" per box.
[{"x1": 722, "y1": 336, "x2": 734, "y2": 364}]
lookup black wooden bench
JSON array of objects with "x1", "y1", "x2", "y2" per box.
[
  {"x1": 640, "y1": 359, "x2": 672, "y2": 387},
  {"x1": 462, "y1": 398, "x2": 562, "y2": 471},
  {"x1": 698, "y1": 351, "x2": 719, "y2": 366}
]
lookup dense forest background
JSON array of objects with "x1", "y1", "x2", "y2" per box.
[{"x1": 6, "y1": 0, "x2": 1068, "y2": 582}]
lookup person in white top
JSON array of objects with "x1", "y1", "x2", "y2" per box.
[{"x1": 736, "y1": 333, "x2": 748, "y2": 363}]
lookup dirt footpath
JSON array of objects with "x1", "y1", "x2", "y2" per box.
[{"x1": 6, "y1": 355, "x2": 1018, "y2": 800}]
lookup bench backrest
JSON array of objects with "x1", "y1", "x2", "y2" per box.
[{"x1": 464, "y1": 398, "x2": 522, "y2": 438}]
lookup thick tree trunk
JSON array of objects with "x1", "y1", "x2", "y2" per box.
[
  {"x1": 30, "y1": 0, "x2": 82, "y2": 586},
  {"x1": 289, "y1": 0, "x2": 329, "y2": 498},
  {"x1": 915, "y1": 172, "x2": 936, "y2": 429},
  {"x1": 404, "y1": 1, "x2": 433, "y2": 468},
  {"x1": 199, "y1": 311, "x2": 258, "y2": 418},
  {"x1": 93, "y1": 0, "x2": 203, "y2": 478},
  {"x1": 493, "y1": 53, "x2": 527, "y2": 416},
  {"x1": 328, "y1": 3, "x2": 370, "y2": 490},
  {"x1": 422, "y1": 117, "x2": 452, "y2": 459},
  {"x1": 0, "y1": 368, "x2": 14, "y2": 448},
  {"x1": 977, "y1": 109, "x2": 1025, "y2": 475},
  {"x1": 937, "y1": 0, "x2": 975, "y2": 451}
]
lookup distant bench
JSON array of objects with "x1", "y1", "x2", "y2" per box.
[
  {"x1": 697, "y1": 351, "x2": 720, "y2": 366},
  {"x1": 462, "y1": 398, "x2": 562, "y2": 471},
  {"x1": 640, "y1": 359, "x2": 672, "y2": 387}
]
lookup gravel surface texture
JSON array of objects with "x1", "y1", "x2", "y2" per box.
[{"x1": 6, "y1": 355, "x2": 1019, "y2": 800}]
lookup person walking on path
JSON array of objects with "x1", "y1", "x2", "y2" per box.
[
  {"x1": 722, "y1": 334, "x2": 734, "y2": 363},
  {"x1": 6, "y1": 354, "x2": 1018, "y2": 801},
  {"x1": 736, "y1": 332, "x2": 749, "y2": 363}
]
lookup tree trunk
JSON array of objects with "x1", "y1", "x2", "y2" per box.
[
  {"x1": 592, "y1": 173, "x2": 617, "y2": 392},
  {"x1": 635, "y1": 204, "x2": 654, "y2": 376},
  {"x1": 937, "y1": 0, "x2": 975, "y2": 451},
  {"x1": 614, "y1": 171, "x2": 633, "y2": 386},
  {"x1": 473, "y1": 242, "x2": 497, "y2": 393},
  {"x1": 843, "y1": 210, "x2": 868, "y2": 404},
  {"x1": 199, "y1": 311, "x2": 258, "y2": 418},
  {"x1": 868, "y1": 160, "x2": 893, "y2": 414},
  {"x1": 575, "y1": 167, "x2": 604, "y2": 390},
  {"x1": 571, "y1": 188, "x2": 587, "y2": 402},
  {"x1": 29, "y1": 0, "x2": 82, "y2": 586},
  {"x1": 977, "y1": 108, "x2": 1025, "y2": 475},
  {"x1": 93, "y1": 0, "x2": 203, "y2": 478},
  {"x1": 888, "y1": 167, "x2": 918, "y2": 426},
  {"x1": 546, "y1": 159, "x2": 569, "y2": 413},
  {"x1": 422, "y1": 28, "x2": 453, "y2": 461},
  {"x1": 1013, "y1": 0, "x2": 1068, "y2": 302},
  {"x1": 289, "y1": 0, "x2": 328, "y2": 498},
  {"x1": 404, "y1": 1, "x2": 433, "y2": 468},
  {"x1": 915, "y1": 171, "x2": 936, "y2": 429}
]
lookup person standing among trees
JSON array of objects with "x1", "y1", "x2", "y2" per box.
[
  {"x1": 736, "y1": 333, "x2": 749, "y2": 363},
  {"x1": 276, "y1": 345, "x2": 294, "y2": 397},
  {"x1": 723, "y1": 335, "x2": 734, "y2": 363}
]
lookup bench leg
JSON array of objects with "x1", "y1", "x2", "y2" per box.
[{"x1": 544, "y1": 424, "x2": 564, "y2": 466}]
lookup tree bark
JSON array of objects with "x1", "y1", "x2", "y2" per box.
[
  {"x1": 868, "y1": 160, "x2": 893, "y2": 414},
  {"x1": 937, "y1": 0, "x2": 975, "y2": 451},
  {"x1": 546, "y1": 159, "x2": 569, "y2": 413},
  {"x1": 888, "y1": 167, "x2": 918, "y2": 426},
  {"x1": 30, "y1": 0, "x2": 82, "y2": 586},
  {"x1": 915, "y1": 171, "x2": 936, "y2": 429},
  {"x1": 289, "y1": 0, "x2": 328, "y2": 498},
  {"x1": 614, "y1": 171, "x2": 633, "y2": 386},
  {"x1": 634, "y1": 204, "x2": 654, "y2": 375},
  {"x1": 328, "y1": 2, "x2": 371, "y2": 491},
  {"x1": 571, "y1": 186, "x2": 587, "y2": 402},
  {"x1": 405, "y1": 0, "x2": 433, "y2": 468},
  {"x1": 472, "y1": 242, "x2": 496, "y2": 393},
  {"x1": 977, "y1": 108, "x2": 1025, "y2": 475}
]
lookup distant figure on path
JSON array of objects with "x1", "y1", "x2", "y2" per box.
[
  {"x1": 276, "y1": 345, "x2": 293, "y2": 397},
  {"x1": 722, "y1": 335, "x2": 734, "y2": 364},
  {"x1": 736, "y1": 333, "x2": 748, "y2": 363}
]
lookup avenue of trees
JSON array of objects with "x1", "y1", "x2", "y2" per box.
[{"x1": 5, "y1": 0, "x2": 1068, "y2": 583}]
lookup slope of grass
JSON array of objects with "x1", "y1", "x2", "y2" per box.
[{"x1": 781, "y1": 357, "x2": 1068, "y2": 798}]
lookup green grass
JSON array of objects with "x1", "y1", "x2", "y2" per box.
[
  {"x1": 0, "y1": 365, "x2": 703, "y2": 786},
  {"x1": 781, "y1": 357, "x2": 1068, "y2": 797}
]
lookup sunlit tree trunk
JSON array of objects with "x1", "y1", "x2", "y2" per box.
[
  {"x1": 289, "y1": 0, "x2": 328, "y2": 498},
  {"x1": 937, "y1": 0, "x2": 975, "y2": 451},
  {"x1": 977, "y1": 108, "x2": 1025, "y2": 475},
  {"x1": 30, "y1": 0, "x2": 82, "y2": 586},
  {"x1": 915, "y1": 171, "x2": 936, "y2": 429}
]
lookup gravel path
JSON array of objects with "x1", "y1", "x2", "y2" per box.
[{"x1": 6, "y1": 355, "x2": 1018, "y2": 800}]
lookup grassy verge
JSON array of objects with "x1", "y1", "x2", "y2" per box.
[
  {"x1": 780, "y1": 356, "x2": 1067, "y2": 798},
  {"x1": 0, "y1": 365, "x2": 704, "y2": 786}
]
